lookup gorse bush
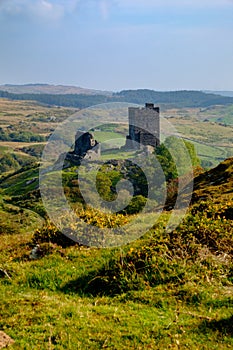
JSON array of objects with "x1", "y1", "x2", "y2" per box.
[
  {"x1": 32, "y1": 206, "x2": 130, "y2": 247},
  {"x1": 32, "y1": 199, "x2": 233, "y2": 294},
  {"x1": 86, "y1": 240, "x2": 186, "y2": 295},
  {"x1": 169, "y1": 199, "x2": 233, "y2": 259},
  {"x1": 83, "y1": 199, "x2": 233, "y2": 295},
  {"x1": 77, "y1": 206, "x2": 129, "y2": 228},
  {"x1": 32, "y1": 221, "x2": 76, "y2": 247}
]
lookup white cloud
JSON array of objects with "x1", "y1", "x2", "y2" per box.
[{"x1": 0, "y1": 0, "x2": 80, "y2": 21}]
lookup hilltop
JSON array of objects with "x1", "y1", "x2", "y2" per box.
[
  {"x1": 0, "y1": 83, "x2": 111, "y2": 96},
  {"x1": 204, "y1": 90, "x2": 233, "y2": 97}
]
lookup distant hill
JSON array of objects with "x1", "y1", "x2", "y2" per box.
[
  {"x1": 1, "y1": 87, "x2": 233, "y2": 108},
  {"x1": 114, "y1": 89, "x2": 233, "y2": 107},
  {"x1": 0, "y1": 83, "x2": 111, "y2": 96},
  {"x1": 204, "y1": 90, "x2": 233, "y2": 97}
]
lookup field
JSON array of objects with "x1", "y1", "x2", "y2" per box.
[
  {"x1": 162, "y1": 107, "x2": 233, "y2": 167},
  {"x1": 0, "y1": 98, "x2": 77, "y2": 143},
  {"x1": 0, "y1": 99, "x2": 232, "y2": 170}
]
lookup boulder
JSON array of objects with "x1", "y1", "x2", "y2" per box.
[{"x1": 0, "y1": 331, "x2": 14, "y2": 349}]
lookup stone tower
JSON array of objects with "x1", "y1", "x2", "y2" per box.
[{"x1": 125, "y1": 103, "x2": 160, "y2": 150}]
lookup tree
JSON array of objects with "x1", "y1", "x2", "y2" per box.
[{"x1": 155, "y1": 136, "x2": 200, "y2": 179}]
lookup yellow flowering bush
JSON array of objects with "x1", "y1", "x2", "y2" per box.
[
  {"x1": 85, "y1": 199, "x2": 233, "y2": 295},
  {"x1": 32, "y1": 206, "x2": 130, "y2": 247}
]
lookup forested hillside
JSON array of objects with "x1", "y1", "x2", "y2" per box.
[{"x1": 1, "y1": 88, "x2": 233, "y2": 109}]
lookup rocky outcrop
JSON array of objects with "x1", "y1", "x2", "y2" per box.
[
  {"x1": 74, "y1": 131, "x2": 99, "y2": 158},
  {"x1": 55, "y1": 131, "x2": 100, "y2": 168}
]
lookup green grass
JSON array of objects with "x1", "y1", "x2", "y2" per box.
[
  {"x1": 93, "y1": 131, "x2": 125, "y2": 142},
  {"x1": 0, "y1": 167, "x2": 39, "y2": 196},
  {"x1": 191, "y1": 141, "x2": 232, "y2": 168},
  {"x1": 0, "y1": 145, "x2": 11, "y2": 153},
  {"x1": 164, "y1": 109, "x2": 233, "y2": 168},
  {"x1": 1, "y1": 287, "x2": 232, "y2": 349},
  {"x1": 93, "y1": 131, "x2": 127, "y2": 150},
  {"x1": 101, "y1": 149, "x2": 136, "y2": 160},
  {"x1": 0, "y1": 230, "x2": 232, "y2": 349},
  {"x1": 0, "y1": 195, "x2": 43, "y2": 235},
  {"x1": 199, "y1": 105, "x2": 233, "y2": 125},
  {"x1": 0, "y1": 191, "x2": 233, "y2": 348}
]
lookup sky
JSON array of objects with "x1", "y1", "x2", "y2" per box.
[{"x1": 0, "y1": 0, "x2": 233, "y2": 91}]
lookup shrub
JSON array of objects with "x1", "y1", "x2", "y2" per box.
[
  {"x1": 32, "y1": 221, "x2": 77, "y2": 247},
  {"x1": 32, "y1": 207, "x2": 130, "y2": 248},
  {"x1": 122, "y1": 195, "x2": 147, "y2": 214},
  {"x1": 83, "y1": 199, "x2": 233, "y2": 295}
]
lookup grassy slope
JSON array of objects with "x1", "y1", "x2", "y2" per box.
[
  {"x1": 0, "y1": 167, "x2": 39, "y2": 196},
  {"x1": 0, "y1": 159, "x2": 233, "y2": 349},
  {"x1": 0, "y1": 99, "x2": 233, "y2": 348},
  {"x1": 192, "y1": 156, "x2": 233, "y2": 202},
  {"x1": 0, "y1": 231, "x2": 232, "y2": 349}
]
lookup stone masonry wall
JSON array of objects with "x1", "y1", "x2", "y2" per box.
[{"x1": 126, "y1": 104, "x2": 160, "y2": 150}]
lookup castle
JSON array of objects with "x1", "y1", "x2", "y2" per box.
[
  {"x1": 125, "y1": 103, "x2": 160, "y2": 150},
  {"x1": 64, "y1": 102, "x2": 160, "y2": 165}
]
